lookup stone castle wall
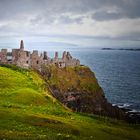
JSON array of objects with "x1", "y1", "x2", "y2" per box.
[{"x1": 0, "y1": 40, "x2": 80, "y2": 69}]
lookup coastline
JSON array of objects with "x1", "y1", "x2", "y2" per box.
[{"x1": 113, "y1": 104, "x2": 140, "y2": 123}]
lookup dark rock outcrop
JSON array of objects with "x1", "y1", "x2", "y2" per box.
[
  {"x1": 41, "y1": 65, "x2": 126, "y2": 120},
  {"x1": 51, "y1": 88, "x2": 125, "y2": 120}
]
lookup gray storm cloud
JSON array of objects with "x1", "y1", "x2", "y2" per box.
[
  {"x1": 0, "y1": 0, "x2": 140, "y2": 40},
  {"x1": 1, "y1": 0, "x2": 140, "y2": 20}
]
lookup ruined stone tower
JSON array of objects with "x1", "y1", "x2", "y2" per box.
[
  {"x1": 20, "y1": 40, "x2": 24, "y2": 51},
  {"x1": 55, "y1": 52, "x2": 58, "y2": 59}
]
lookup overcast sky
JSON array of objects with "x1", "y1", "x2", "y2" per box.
[{"x1": 0, "y1": 0, "x2": 140, "y2": 48}]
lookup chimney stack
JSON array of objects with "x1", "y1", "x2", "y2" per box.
[
  {"x1": 20, "y1": 40, "x2": 24, "y2": 50},
  {"x1": 55, "y1": 51, "x2": 58, "y2": 59},
  {"x1": 43, "y1": 51, "x2": 48, "y2": 60}
]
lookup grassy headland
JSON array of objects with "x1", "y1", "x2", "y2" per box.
[{"x1": 0, "y1": 65, "x2": 140, "y2": 140}]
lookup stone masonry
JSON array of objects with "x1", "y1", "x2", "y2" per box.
[{"x1": 0, "y1": 40, "x2": 80, "y2": 69}]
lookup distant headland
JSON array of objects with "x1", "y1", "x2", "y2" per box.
[{"x1": 102, "y1": 48, "x2": 140, "y2": 51}]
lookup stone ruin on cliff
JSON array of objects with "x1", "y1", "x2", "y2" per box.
[{"x1": 0, "y1": 40, "x2": 80, "y2": 69}]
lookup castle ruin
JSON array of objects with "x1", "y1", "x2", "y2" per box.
[{"x1": 0, "y1": 40, "x2": 80, "y2": 69}]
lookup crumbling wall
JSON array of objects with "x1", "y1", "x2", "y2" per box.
[
  {"x1": 17, "y1": 50, "x2": 30, "y2": 68},
  {"x1": 0, "y1": 40, "x2": 80, "y2": 69},
  {"x1": 0, "y1": 49, "x2": 7, "y2": 64}
]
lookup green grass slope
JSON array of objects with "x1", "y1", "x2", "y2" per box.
[
  {"x1": 0, "y1": 66, "x2": 140, "y2": 140},
  {"x1": 43, "y1": 65, "x2": 102, "y2": 93}
]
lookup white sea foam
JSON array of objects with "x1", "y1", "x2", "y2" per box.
[
  {"x1": 128, "y1": 110, "x2": 140, "y2": 113},
  {"x1": 112, "y1": 103, "x2": 131, "y2": 108},
  {"x1": 118, "y1": 103, "x2": 131, "y2": 108}
]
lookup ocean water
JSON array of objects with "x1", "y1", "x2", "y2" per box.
[{"x1": 68, "y1": 48, "x2": 140, "y2": 112}]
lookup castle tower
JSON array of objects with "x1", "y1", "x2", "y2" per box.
[
  {"x1": 1, "y1": 49, "x2": 7, "y2": 63},
  {"x1": 54, "y1": 51, "x2": 58, "y2": 59},
  {"x1": 67, "y1": 52, "x2": 72, "y2": 60},
  {"x1": 62, "y1": 51, "x2": 67, "y2": 60},
  {"x1": 20, "y1": 40, "x2": 24, "y2": 50},
  {"x1": 43, "y1": 51, "x2": 48, "y2": 60}
]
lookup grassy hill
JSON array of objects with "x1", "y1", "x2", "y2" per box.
[{"x1": 0, "y1": 65, "x2": 140, "y2": 140}]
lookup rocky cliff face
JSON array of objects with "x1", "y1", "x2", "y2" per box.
[{"x1": 40, "y1": 65, "x2": 126, "y2": 119}]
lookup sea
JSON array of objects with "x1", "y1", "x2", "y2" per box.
[
  {"x1": 46, "y1": 47, "x2": 140, "y2": 112},
  {"x1": 69, "y1": 48, "x2": 140, "y2": 112},
  {"x1": 0, "y1": 42, "x2": 140, "y2": 112}
]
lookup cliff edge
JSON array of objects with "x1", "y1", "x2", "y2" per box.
[{"x1": 40, "y1": 65, "x2": 125, "y2": 119}]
